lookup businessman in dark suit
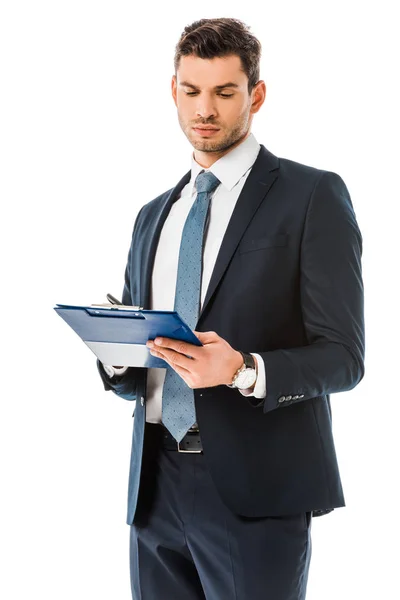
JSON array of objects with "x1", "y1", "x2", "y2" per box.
[{"x1": 96, "y1": 17, "x2": 364, "y2": 600}]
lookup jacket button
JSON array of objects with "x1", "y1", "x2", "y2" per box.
[
  {"x1": 140, "y1": 396, "x2": 144, "y2": 406},
  {"x1": 285, "y1": 395, "x2": 292, "y2": 401},
  {"x1": 278, "y1": 396, "x2": 286, "y2": 403},
  {"x1": 299, "y1": 394, "x2": 305, "y2": 398},
  {"x1": 292, "y1": 395, "x2": 299, "y2": 399}
]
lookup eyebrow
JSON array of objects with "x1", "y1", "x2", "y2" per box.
[{"x1": 179, "y1": 81, "x2": 240, "y2": 90}]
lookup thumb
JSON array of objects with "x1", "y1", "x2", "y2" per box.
[{"x1": 193, "y1": 330, "x2": 217, "y2": 344}]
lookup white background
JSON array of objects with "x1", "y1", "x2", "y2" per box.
[{"x1": 1, "y1": 1, "x2": 398, "y2": 598}]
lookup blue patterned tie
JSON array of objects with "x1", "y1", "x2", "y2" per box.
[{"x1": 161, "y1": 170, "x2": 221, "y2": 442}]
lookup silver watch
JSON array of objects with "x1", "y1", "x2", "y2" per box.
[{"x1": 227, "y1": 351, "x2": 257, "y2": 390}]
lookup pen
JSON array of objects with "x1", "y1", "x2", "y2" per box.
[{"x1": 106, "y1": 293, "x2": 123, "y2": 305}]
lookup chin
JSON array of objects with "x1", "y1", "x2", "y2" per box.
[
  {"x1": 194, "y1": 141, "x2": 222, "y2": 153},
  {"x1": 188, "y1": 132, "x2": 225, "y2": 152}
]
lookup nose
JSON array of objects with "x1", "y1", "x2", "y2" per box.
[{"x1": 195, "y1": 94, "x2": 217, "y2": 120}]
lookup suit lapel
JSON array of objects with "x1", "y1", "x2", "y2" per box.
[
  {"x1": 140, "y1": 144, "x2": 280, "y2": 321},
  {"x1": 197, "y1": 145, "x2": 279, "y2": 325},
  {"x1": 140, "y1": 170, "x2": 191, "y2": 309}
]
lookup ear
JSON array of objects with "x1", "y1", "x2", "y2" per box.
[
  {"x1": 171, "y1": 75, "x2": 177, "y2": 106},
  {"x1": 250, "y1": 80, "x2": 266, "y2": 115}
]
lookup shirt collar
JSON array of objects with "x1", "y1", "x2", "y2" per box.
[{"x1": 188, "y1": 132, "x2": 261, "y2": 195}]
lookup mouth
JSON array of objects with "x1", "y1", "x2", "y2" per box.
[{"x1": 193, "y1": 127, "x2": 220, "y2": 137}]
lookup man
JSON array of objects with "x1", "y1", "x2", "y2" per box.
[{"x1": 97, "y1": 17, "x2": 365, "y2": 600}]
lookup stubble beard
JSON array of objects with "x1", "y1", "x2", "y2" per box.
[{"x1": 180, "y1": 112, "x2": 250, "y2": 154}]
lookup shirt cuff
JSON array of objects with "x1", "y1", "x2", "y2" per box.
[
  {"x1": 103, "y1": 364, "x2": 129, "y2": 378},
  {"x1": 238, "y1": 353, "x2": 266, "y2": 398}
]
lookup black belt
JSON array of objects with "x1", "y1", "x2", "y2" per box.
[{"x1": 160, "y1": 423, "x2": 203, "y2": 453}]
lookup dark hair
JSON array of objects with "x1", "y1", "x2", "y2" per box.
[{"x1": 174, "y1": 18, "x2": 262, "y2": 94}]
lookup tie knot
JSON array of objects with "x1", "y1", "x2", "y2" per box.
[{"x1": 195, "y1": 170, "x2": 221, "y2": 194}]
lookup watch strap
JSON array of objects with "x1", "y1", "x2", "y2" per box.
[
  {"x1": 227, "y1": 351, "x2": 256, "y2": 388},
  {"x1": 239, "y1": 351, "x2": 256, "y2": 370}
]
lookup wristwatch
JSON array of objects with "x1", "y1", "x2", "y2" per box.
[{"x1": 227, "y1": 351, "x2": 257, "y2": 390}]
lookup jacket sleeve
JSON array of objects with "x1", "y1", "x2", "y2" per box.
[
  {"x1": 96, "y1": 207, "x2": 146, "y2": 401},
  {"x1": 253, "y1": 170, "x2": 365, "y2": 414}
]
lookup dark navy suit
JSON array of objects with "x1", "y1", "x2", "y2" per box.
[{"x1": 97, "y1": 144, "x2": 365, "y2": 597}]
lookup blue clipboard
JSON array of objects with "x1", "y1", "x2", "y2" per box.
[{"x1": 54, "y1": 304, "x2": 203, "y2": 368}]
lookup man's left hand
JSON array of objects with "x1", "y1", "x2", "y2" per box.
[{"x1": 146, "y1": 331, "x2": 243, "y2": 389}]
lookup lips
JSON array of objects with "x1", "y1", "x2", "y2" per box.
[
  {"x1": 193, "y1": 126, "x2": 220, "y2": 137},
  {"x1": 193, "y1": 128, "x2": 220, "y2": 137}
]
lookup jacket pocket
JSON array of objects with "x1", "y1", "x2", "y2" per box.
[{"x1": 239, "y1": 233, "x2": 288, "y2": 254}]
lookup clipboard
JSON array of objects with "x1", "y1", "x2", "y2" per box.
[{"x1": 54, "y1": 304, "x2": 203, "y2": 368}]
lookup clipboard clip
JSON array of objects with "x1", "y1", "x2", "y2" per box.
[
  {"x1": 90, "y1": 304, "x2": 144, "y2": 311},
  {"x1": 106, "y1": 293, "x2": 143, "y2": 311}
]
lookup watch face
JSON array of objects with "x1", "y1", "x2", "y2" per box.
[{"x1": 235, "y1": 368, "x2": 257, "y2": 389}]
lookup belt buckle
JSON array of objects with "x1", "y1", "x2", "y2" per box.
[
  {"x1": 177, "y1": 442, "x2": 203, "y2": 453},
  {"x1": 177, "y1": 429, "x2": 202, "y2": 453}
]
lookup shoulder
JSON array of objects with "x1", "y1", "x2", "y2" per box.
[
  {"x1": 276, "y1": 154, "x2": 348, "y2": 198},
  {"x1": 133, "y1": 186, "x2": 175, "y2": 224},
  {"x1": 279, "y1": 155, "x2": 340, "y2": 183},
  {"x1": 260, "y1": 145, "x2": 347, "y2": 193},
  {"x1": 128, "y1": 186, "x2": 177, "y2": 242},
  {"x1": 143, "y1": 187, "x2": 174, "y2": 212}
]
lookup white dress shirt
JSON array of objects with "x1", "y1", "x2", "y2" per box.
[{"x1": 105, "y1": 132, "x2": 267, "y2": 423}]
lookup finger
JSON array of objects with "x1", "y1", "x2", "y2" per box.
[
  {"x1": 193, "y1": 330, "x2": 218, "y2": 344},
  {"x1": 152, "y1": 337, "x2": 202, "y2": 359},
  {"x1": 150, "y1": 347, "x2": 195, "y2": 371}
]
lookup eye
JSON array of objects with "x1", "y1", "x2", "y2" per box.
[{"x1": 184, "y1": 92, "x2": 234, "y2": 98}]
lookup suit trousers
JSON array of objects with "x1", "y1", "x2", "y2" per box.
[{"x1": 130, "y1": 421, "x2": 312, "y2": 600}]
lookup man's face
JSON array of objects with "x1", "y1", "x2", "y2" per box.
[{"x1": 172, "y1": 54, "x2": 264, "y2": 157}]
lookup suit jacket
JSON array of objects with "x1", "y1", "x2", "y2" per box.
[{"x1": 97, "y1": 144, "x2": 365, "y2": 525}]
